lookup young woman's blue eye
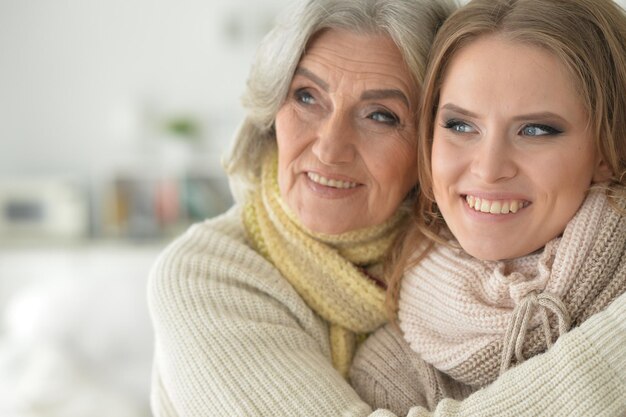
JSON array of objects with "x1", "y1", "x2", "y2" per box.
[
  {"x1": 295, "y1": 89, "x2": 315, "y2": 105},
  {"x1": 520, "y1": 124, "x2": 563, "y2": 136},
  {"x1": 442, "y1": 119, "x2": 475, "y2": 133},
  {"x1": 368, "y1": 110, "x2": 399, "y2": 126}
]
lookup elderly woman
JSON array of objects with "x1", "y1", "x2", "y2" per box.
[{"x1": 148, "y1": 0, "x2": 625, "y2": 416}]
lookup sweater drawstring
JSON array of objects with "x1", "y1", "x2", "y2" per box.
[{"x1": 500, "y1": 291, "x2": 570, "y2": 374}]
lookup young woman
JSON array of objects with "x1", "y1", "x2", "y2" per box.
[{"x1": 352, "y1": 0, "x2": 626, "y2": 415}]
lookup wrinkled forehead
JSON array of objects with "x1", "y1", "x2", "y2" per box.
[{"x1": 296, "y1": 28, "x2": 418, "y2": 101}]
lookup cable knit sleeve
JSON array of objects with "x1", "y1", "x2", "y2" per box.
[
  {"x1": 351, "y1": 324, "x2": 473, "y2": 415},
  {"x1": 353, "y1": 291, "x2": 626, "y2": 417},
  {"x1": 148, "y1": 206, "x2": 378, "y2": 416}
]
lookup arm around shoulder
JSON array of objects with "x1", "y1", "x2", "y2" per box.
[{"x1": 353, "y1": 291, "x2": 626, "y2": 417}]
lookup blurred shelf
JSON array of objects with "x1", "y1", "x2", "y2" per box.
[{"x1": 0, "y1": 171, "x2": 234, "y2": 246}]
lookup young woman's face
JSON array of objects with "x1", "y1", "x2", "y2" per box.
[
  {"x1": 275, "y1": 28, "x2": 419, "y2": 234},
  {"x1": 431, "y1": 36, "x2": 610, "y2": 261}
]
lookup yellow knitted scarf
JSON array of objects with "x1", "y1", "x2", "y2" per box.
[{"x1": 243, "y1": 152, "x2": 405, "y2": 377}]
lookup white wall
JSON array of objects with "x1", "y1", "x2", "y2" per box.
[
  {"x1": 0, "y1": 0, "x2": 290, "y2": 177},
  {"x1": 0, "y1": 3, "x2": 289, "y2": 415}
]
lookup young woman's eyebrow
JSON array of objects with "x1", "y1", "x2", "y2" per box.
[
  {"x1": 511, "y1": 112, "x2": 567, "y2": 124},
  {"x1": 439, "y1": 103, "x2": 480, "y2": 118},
  {"x1": 441, "y1": 103, "x2": 569, "y2": 125},
  {"x1": 294, "y1": 67, "x2": 329, "y2": 91}
]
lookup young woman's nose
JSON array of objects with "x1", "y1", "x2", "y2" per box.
[
  {"x1": 311, "y1": 111, "x2": 356, "y2": 165},
  {"x1": 470, "y1": 133, "x2": 517, "y2": 183}
]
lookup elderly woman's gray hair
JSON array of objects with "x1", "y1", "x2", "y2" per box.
[{"x1": 225, "y1": 0, "x2": 455, "y2": 194}]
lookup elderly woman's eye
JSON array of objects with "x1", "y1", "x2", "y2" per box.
[
  {"x1": 369, "y1": 110, "x2": 399, "y2": 125},
  {"x1": 295, "y1": 89, "x2": 316, "y2": 105}
]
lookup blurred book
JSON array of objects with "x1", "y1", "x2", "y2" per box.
[
  {"x1": 102, "y1": 174, "x2": 233, "y2": 240},
  {"x1": 0, "y1": 178, "x2": 89, "y2": 243}
]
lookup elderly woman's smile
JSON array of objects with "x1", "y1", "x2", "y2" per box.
[
  {"x1": 306, "y1": 171, "x2": 359, "y2": 190},
  {"x1": 275, "y1": 28, "x2": 419, "y2": 234}
]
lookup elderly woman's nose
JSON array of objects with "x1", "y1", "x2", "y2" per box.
[{"x1": 311, "y1": 112, "x2": 356, "y2": 165}]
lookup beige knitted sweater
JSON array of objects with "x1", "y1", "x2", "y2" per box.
[{"x1": 149, "y1": 206, "x2": 626, "y2": 416}]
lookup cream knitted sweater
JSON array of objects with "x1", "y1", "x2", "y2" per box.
[{"x1": 149, "y1": 206, "x2": 626, "y2": 416}]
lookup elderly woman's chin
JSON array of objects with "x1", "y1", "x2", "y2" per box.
[
  {"x1": 286, "y1": 187, "x2": 373, "y2": 235},
  {"x1": 277, "y1": 176, "x2": 362, "y2": 234}
]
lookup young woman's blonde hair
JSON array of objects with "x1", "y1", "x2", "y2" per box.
[
  {"x1": 224, "y1": 0, "x2": 456, "y2": 199},
  {"x1": 386, "y1": 0, "x2": 626, "y2": 316}
]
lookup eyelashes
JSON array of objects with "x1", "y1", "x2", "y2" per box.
[
  {"x1": 440, "y1": 118, "x2": 564, "y2": 137},
  {"x1": 294, "y1": 88, "x2": 316, "y2": 105},
  {"x1": 292, "y1": 87, "x2": 403, "y2": 128},
  {"x1": 519, "y1": 124, "x2": 563, "y2": 136},
  {"x1": 441, "y1": 119, "x2": 474, "y2": 133},
  {"x1": 368, "y1": 110, "x2": 400, "y2": 126}
]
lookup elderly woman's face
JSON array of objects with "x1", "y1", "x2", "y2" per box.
[{"x1": 275, "y1": 28, "x2": 419, "y2": 234}]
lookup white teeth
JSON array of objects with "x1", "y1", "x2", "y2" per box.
[
  {"x1": 465, "y1": 195, "x2": 528, "y2": 214},
  {"x1": 307, "y1": 172, "x2": 357, "y2": 189},
  {"x1": 489, "y1": 201, "x2": 501, "y2": 214}
]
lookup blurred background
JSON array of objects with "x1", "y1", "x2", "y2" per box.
[
  {"x1": 3, "y1": 0, "x2": 626, "y2": 416},
  {"x1": 0, "y1": 0, "x2": 288, "y2": 415}
]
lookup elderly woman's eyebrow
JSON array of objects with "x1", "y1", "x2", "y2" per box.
[
  {"x1": 361, "y1": 89, "x2": 410, "y2": 109},
  {"x1": 294, "y1": 67, "x2": 329, "y2": 91},
  {"x1": 295, "y1": 67, "x2": 410, "y2": 109}
]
